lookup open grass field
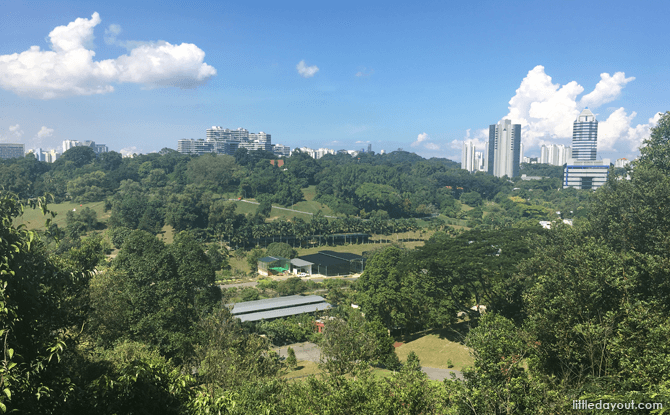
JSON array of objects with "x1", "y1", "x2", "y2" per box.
[
  {"x1": 283, "y1": 360, "x2": 321, "y2": 380},
  {"x1": 395, "y1": 327, "x2": 473, "y2": 371},
  {"x1": 158, "y1": 224, "x2": 176, "y2": 244},
  {"x1": 218, "y1": 186, "x2": 338, "y2": 221},
  {"x1": 283, "y1": 360, "x2": 394, "y2": 381},
  {"x1": 15, "y1": 200, "x2": 111, "y2": 230}
]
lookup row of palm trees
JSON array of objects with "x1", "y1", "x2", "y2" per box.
[{"x1": 213, "y1": 215, "x2": 445, "y2": 249}]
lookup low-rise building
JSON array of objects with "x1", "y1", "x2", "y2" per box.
[
  {"x1": 0, "y1": 143, "x2": 25, "y2": 159},
  {"x1": 292, "y1": 250, "x2": 366, "y2": 277},
  {"x1": 563, "y1": 158, "x2": 610, "y2": 190}
]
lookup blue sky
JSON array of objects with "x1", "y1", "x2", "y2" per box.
[{"x1": 1, "y1": 0, "x2": 668, "y2": 161}]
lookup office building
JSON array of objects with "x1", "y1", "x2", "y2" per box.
[
  {"x1": 488, "y1": 119, "x2": 521, "y2": 178},
  {"x1": 563, "y1": 158, "x2": 610, "y2": 190},
  {"x1": 0, "y1": 143, "x2": 25, "y2": 159},
  {"x1": 572, "y1": 108, "x2": 598, "y2": 160}
]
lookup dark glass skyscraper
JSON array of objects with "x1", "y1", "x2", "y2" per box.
[{"x1": 572, "y1": 108, "x2": 598, "y2": 160}]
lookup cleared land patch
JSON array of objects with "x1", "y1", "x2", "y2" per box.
[{"x1": 395, "y1": 330, "x2": 473, "y2": 371}]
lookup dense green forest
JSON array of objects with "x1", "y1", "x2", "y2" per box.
[
  {"x1": 2, "y1": 136, "x2": 592, "y2": 257},
  {"x1": 1, "y1": 113, "x2": 669, "y2": 413}
]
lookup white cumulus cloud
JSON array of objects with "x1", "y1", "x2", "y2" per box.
[
  {"x1": 297, "y1": 60, "x2": 319, "y2": 78},
  {"x1": 599, "y1": 109, "x2": 662, "y2": 152},
  {"x1": 450, "y1": 128, "x2": 488, "y2": 151},
  {"x1": 9, "y1": 124, "x2": 24, "y2": 137},
  {"x1": 411, "y1": 132, "x2": 430, "y2": 147},
  {"x1": 355, "y1": 68, "x2": 374, "y2": 77},
  {"x1": 104, "y1": 24, "x2": 121, "y2": 45},
  {"x1": 580, "y1": 72, "x2": 635, "y2": 109},
  {"x1": 411, "y1": 132, "x2": 440, "y2": 150},
  {"x1": 36, "y1": 126, "x2": 54, "y2": 139},
  {"x1": 0, "y1": 12, "x2": 217, "y2": 99},
  {"x1": 501, "y1": 65, "x2": 650, "y2": 155}
]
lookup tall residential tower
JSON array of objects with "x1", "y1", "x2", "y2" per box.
[
  {"x1": 572, "y1": 108, "x2": 598, "y2": 160},
  {"x1": 487, "y1": 119, "x2": 521, "y2": 178}
]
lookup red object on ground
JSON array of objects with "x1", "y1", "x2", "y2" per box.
[{"x1": 393, "y1": 342, "x2": 404, "y2": 348}]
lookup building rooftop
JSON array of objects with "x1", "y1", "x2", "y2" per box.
[
  {"x1": 258, "y1": 256, "x2": 289, "y2": 263},
  {"x1": 230, "y1": 294, "x2": 327, "y2": 315},
  {"x1": 318, "y1": 250, "x2": 365, "y2": 261},
  {"x1": 290, "y1": 258, "x2": 314, "y2": 267},
  {"x1": 235, "y1": 302, "x2": 331, "y2": 322}
]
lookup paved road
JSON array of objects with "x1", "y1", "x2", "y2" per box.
[{"x1": 275, "y1": 342, "x2": 463, "y2": 381}]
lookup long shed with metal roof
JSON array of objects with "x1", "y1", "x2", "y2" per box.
[{"x1": 229, "y1": 295, "x2": 331, "y2": 322}]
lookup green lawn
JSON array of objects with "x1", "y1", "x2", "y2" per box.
[
  {"x1": 395, "y1": 328, "x2": 473, "y2": 371},
  {"x1": 222, "y1": 198, "x2": 336, "y2": 222},
  {"x1": 15, "y1": 200, "x2": 110, "y2": 230},
  {"x1": 283, "y1": 360, "x2": 394, "y2": 381},
  {"x1": 283, "y1": 360, "x2": 321, "y2": 380}
]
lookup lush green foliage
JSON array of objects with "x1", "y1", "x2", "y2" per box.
[{"x1": 3, "y1": 113, "x2": 670, "y2": 413}]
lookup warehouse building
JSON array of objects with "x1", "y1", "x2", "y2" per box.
[
  {"x1": 292, "y1": 250, "x2": 366, "y2": 277},
  {"x1": 229, "y1": 295, "x2": 331, "y2": 322}
]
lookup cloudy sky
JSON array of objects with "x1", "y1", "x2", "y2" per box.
[{"x1": 1, "y1": 1, "x2": 668, "y2": 161}]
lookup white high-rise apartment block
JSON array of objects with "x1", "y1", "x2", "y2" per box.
[
  {"x1": 63, "y1": 140, "x2": 77, "y2": 153},
  {"x1": 272, "y1": 144, "x2": 291, "y2": 157},
  {"x1": 487, "y1": 119, "x2": 521, "y2": 178},
  {"x1": 474, "y1": 151, "x2": 485, "y2": 171},
  {"x1": 190, "y1": 126, "x2": 278, "y2": 156},
  {"x1": 540, "y1": 144, "x2": 572, "y2": 166},
  {"x1": 461, "y1": 141, "x2": 476, "y2": 172},
  {"x1": 295, "y1": 147, "x2": 335, "y2": 159},
  {"x1": 316, "y1": 148, "x2": 335, "y2": 159},
  {"x1": 45, "y1": 149, "x2": 59, "y2": 163},
  {"x1": 62, "y1": 140, "x2": 107, "y2": 154},
  {"x1": 462, "y1": 142, "x2": 487, "y2": 172},
  {"x1": 615, "y1": 158, "x2": 630, "y2": 168},
  {"x1": 297, "y1": 147, "x2": 316, "y2": 158}
]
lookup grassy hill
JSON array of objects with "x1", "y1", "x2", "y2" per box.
[
  {"x1": 395, "y1": 328, "x2": 473, "y2": 371},
  {"x1": 15, "y1": 200, "x2": 110, "y2": 230}
]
